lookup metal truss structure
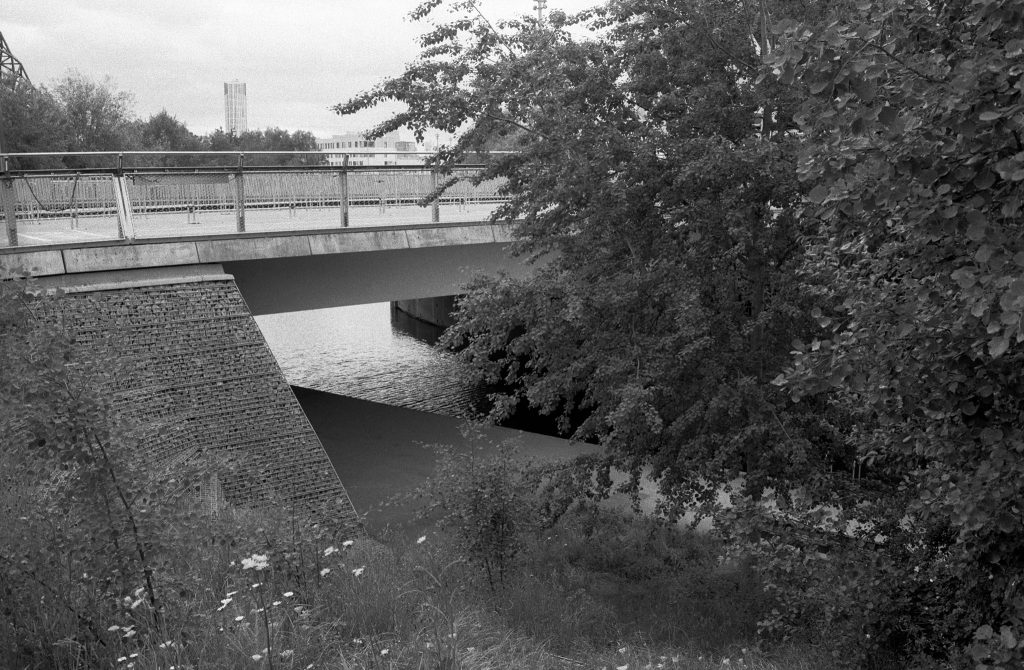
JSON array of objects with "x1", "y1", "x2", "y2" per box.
[{"x1": 0, "y1": 31, "x2": 31, "y2": 89}]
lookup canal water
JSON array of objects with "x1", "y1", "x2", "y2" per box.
[
  {"x1": 255, "y1": 303, "x2": 600, "y2": 533},
  {"x1": 257, "y1": 303, "x2": 483, "y2": 417}
]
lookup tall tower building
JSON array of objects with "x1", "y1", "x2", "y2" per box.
[{"x1": 224, "y1": 80, "x2": 247, "y2": 134}]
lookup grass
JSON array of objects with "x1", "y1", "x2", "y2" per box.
[{"x1": 0, "y1": 496, "x2": 838, "y2": 670}]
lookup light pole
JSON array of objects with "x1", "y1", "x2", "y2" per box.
[{"x1": 533, "y1": 0, "x2": 547, "y2": 24}]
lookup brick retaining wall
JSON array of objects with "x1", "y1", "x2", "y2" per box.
[{"x1": 43, "y1": 276, "x2": 360, "y2": 530}]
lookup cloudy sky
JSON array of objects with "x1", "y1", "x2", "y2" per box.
[{"x1": 3, "y1": 0, "x2": 598, "y2": 140}]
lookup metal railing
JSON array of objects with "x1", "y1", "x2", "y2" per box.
[{"x1": 0, "y1": 152, "x2": 507, "y2": 248}]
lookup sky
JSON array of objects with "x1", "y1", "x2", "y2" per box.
[{"x1": 3, "y1": 0, "x2": 599, "y2": 140}]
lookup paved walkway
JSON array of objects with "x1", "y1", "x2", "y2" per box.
[{"x1": 2, "y1": 203, "x2": 501, "y2": 248}]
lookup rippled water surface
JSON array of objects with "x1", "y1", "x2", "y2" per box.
[{"x1": 255, "y1": 303, "x2": 481, "y2": 417}]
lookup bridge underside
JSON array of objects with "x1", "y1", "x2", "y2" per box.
[
  {"x1": 2, "y1": 223, "x2": 534, "y2": 529},
  {"x1": 225, "y1": 241, "x2": 527, "y2": 315}
]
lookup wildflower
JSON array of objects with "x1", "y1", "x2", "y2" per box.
[
  {"x1": 324, "y1": 546, "x2": 338, "y2": 557},
  {"x1": 417, "y1": 535, "x2": 427, "y2": 544},
  {"x1": 272, "y1": 600, "x2": 282, "y2": 606},
  {"x1": 280, "y1": 650, "x2": 294, "y2": 659},
  {"x1": 353, "y1": 638, "x2": 364, "y2": 645},
  {"x1": 320, "y1": 567, "x2": 331, "y2": 577},
  {"x1": 123, "y1": 629, "x2": 137, "y2": 638},
  {"x1": 130, "y1": 654, "x2": 138, "y2": 659},
  {"x1": 467, "y1": 647, "x2": 476, "y2": 652},
  {"x1": 252, "y1": 654, "x2": 263, "y2": 661},
  {"x1": 235, "y1": 615, "x2": 245, "y2": 621},
  {"x1": 241, "y1": 554, "x2": 269, "y2": 571},
  {"x1": 352, "y1": 566, "x2": 365, "y2": 577},
  {"x1": 117, "y1": 658, "x2": 128, "y2": 663},
  {"x1": 618, "y1": 647, "x2": 628, "y2": 654},
  {"x1": 381, "y1": 649, "x2": 390, "y2": 656},
  {"x1": 107, "y1": 625, "x2": 120, "y2": 632},
  {"x1": 217, "y1": 597, "x2": 233, "y2": 611},
  {"x1": 617, "y1": 665, "x2": 629, "y2": 670},
  {"x1": 130, "y1": 599, "x2": 144, "y2": 610},
  {"x1": 227, "y1": 590, "x2": 238, "y2": 597},
  {"x1": 283, "y1": 591, "x2": 294, "y2": 597},
  {"x1": 342, "y1": 540, "x2": 354, "y2": 548}
]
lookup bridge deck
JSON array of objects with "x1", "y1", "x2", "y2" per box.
[{"x1": 3, "y1": 202, "x2": 500, "y2": 249}]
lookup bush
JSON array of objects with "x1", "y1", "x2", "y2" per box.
[{"x1": 411, "y1": 424, "x2": 595, "y2": 589}]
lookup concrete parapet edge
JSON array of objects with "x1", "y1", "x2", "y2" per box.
[
  {"x1": 0, "y1": 249, "x2": 66, "y2": 276},
  {"x1": 1, "y1": 222, "x2": 516, "y2": 279},
  {"x1": 30, "y1": 264, "x2": 230, "y2": 293}
]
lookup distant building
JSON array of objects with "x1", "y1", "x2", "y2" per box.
[
  {"x1": 315, "y1": 131, "x2": 422, "y2": 166},
  {"x1": 224, "y1": 81, "x2": 247, "y2": 134}
]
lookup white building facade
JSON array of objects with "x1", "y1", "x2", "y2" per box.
[
  {"x1": 315, "y1": 131, "x2": 424, "y2": 166},
  {"x1": 224, "y1": 80, "x2": 247, "y2": 134}
]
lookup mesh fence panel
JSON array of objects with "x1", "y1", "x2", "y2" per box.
[{"x1": 5, "y1": 175, "x2": 123, "y2": 246}]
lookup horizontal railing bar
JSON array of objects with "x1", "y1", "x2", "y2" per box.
[
  {"x1": 0, "y1": 150, "x2": 516, "y2": 158},
  {"x1": 0, "y1": 165, "x2": 494, "y2": 178}
]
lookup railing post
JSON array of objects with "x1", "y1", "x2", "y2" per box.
[
  {"x1": 337, "y1": 155, "x2": 349, "y2": 228},
  {"x1": 234, "y1": 153, "x2": 246, "y2": 232},
  {"x1": 113, "y1": 174, "x2": 136, "y2": 240},
  {"x1": 2, "y1": 175, "x2": 17, "y2": 247},
  {"x1": 431, "y1": 168, "x2": 440, "y2": 223}
]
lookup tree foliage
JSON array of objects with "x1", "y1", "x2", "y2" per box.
[
  {"x1": 339, "y1": 0, "x2": 830, "y2": 507},
  {"x1": 205, "y1": 127, "x2": 323, "y2": 166},
  {"x1": 339, "y1": 0, "x2": 1024, "y2": 665},
  {"x1": 766, "y1": 0, "x2": 1024, "y2": 665}
]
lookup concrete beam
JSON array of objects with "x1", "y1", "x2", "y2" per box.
[
  {"x1": 0, "y1": 249, "x2": 65, "y2": 276},
  {"x1": 0, "y1": 222, "x2": 516, "y2": 279},
  {"x1": 63, "y1": 242, "x2": 202, "y2": 274},
  {"x1": 196, "y1": 236, "x2": 313, "y2": 263},
  {"x1": 29, "y1": 264, "x2": 230, "y2": 293}
]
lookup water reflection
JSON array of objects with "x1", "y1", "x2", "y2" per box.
[{"x1": 255, "y1": 303, "x2": 481, "y2": 417}]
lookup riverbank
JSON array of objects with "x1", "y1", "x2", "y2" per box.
[{"x1": 293, "y1": 386, "x2": 600, "y2": 533}]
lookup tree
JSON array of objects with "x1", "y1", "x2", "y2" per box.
[
  {"x1": 0, "y1": 84, "x2": 67, "y2": 168},
  {"x1": 338, "y1": 0, "x2": 832, "y2": 512},
  {"x1": 765, "y1": 0, "x2": 1024, "y2": 665},
  {"x1": 136, "y1": 110, "x2": 206, "y2": 166},
  {"x1": 49, "y1": 71, "x2": 139, "y2": 165},
  {"x1": 205, "y1": 127, "x2": 322, "y2": 166}
]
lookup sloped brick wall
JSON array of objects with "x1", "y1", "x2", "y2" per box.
[{"x1": 47, "y1": 276, "x2": 360, "y2": 530}]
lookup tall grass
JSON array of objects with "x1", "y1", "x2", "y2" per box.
[{"x1": 1, "y1": 498, "x2": 835, "y2": 669}]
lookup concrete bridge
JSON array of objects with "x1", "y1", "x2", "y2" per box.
[{"x1": 0, "y1": 154, "x2": 529, "y2": 530}]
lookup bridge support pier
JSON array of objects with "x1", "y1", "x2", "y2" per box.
[
  {"x1": 393, "y1": 295, "x2": 458, "y2": 329},
  {"x1": 28, "y1": 265, "x2": 360, "y2": 528}
]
